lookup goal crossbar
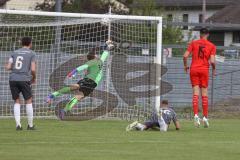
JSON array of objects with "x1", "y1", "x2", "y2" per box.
[{"x1": 0, "y1": 9, "x2": 162, "y2": 21}]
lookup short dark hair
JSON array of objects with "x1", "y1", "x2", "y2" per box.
[
  {"x1": 200, "y1": 28, "x2": 209, "y2": 35},
  {"x1": 21, "y1": 37, "x2": 32, "y2": 46},
  {"x1": 87, "y1": 48, "x2": 96, "y2": 60},
  {"x1": 161, "y1": 100, "x2": 168, "y2": 105}
]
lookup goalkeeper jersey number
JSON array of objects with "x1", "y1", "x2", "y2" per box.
[{"x1": 85, "y1": 59, "x2": 103, "y2": 84}]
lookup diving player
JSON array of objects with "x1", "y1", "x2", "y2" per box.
[{"x1": 47, "y1": 41, "x2": 113, "y2": 113}]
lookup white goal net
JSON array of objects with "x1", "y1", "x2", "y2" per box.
[{"x1": 0, "y1": 10, "x2": 163, "y2": 120}]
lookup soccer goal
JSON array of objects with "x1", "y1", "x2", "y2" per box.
[{"x1": 0, "y1": 9, "x2": 162, "y2": 120}]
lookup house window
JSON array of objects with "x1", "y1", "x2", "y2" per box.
[
  {"x1": 183, "y1": 14, "x2": 188, "y2": 30},
  {"x1": 199, "y1": 14, "x2": 203, "y2": 23},
  {"x1": 233, "y1": 31, "x2": 240, "y2": 43},
  {"x1": 208, "y1": 32, "x2": 224, "y2": 46},
  {"x1": 167, "y1": 14, "x2": 173, "y2": 21}
]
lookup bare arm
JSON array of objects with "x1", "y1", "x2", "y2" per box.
[
  {"x1": 5, "y1": 62, "x2": 12, "y2": 70},
  {"x1": 31, "y1": 61, "x2": 36, "y2": 84},
  {"x1": 183, "y1": 50, "x2": 191, "y2": 73},
  {"x1": 210, "y1": 55, "x2": 216, "y2": 76},
  {"x1": 172, "y1": 110, "x2": 180, "y2": 130},
  {"x1": 5, "y1": 57, "x2": 13, "y2": 71},
  {"x1": 174, "y1": 120, "x2": 180, "y2": 130}
]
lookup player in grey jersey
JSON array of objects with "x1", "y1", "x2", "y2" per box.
[
  {"x1": 5, "y1": 37, "x2": 36, "y2": 131},
  {"x1": 126, "y1": 100, "x2": 180, "y2": 132}
]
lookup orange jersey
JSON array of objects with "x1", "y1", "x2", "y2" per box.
[{"x1": 187, "y1": 39, "x2": 216, "y2": 70}]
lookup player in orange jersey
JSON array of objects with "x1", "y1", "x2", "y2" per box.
[{"x1": 183, "y1": 28, "x2": 216, "y2": 128}]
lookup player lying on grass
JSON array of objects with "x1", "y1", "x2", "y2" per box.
[
  {"x1": 183, "y1": 28, "x2": 216, "y2": 128},
  {"x1": 47, "y1": 41, "x2": 113, "y2": 114},
  {"x1": 126, "y1": 100, "x2": 180, "y2": 132},
  {"x1": 5, "y1": 37, "x2": 36, "y2": 131}
]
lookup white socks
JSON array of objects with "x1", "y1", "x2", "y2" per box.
[
  {"x1": 203, "y1": 116, "x2": 208, "y2": 121},
  {"x1": 14, "y1": 103, "x2": 34, "y2": 128},
  {"x1": 159, "y1": 117, "x2": 168, "y2": 132},
  {"x1": 26, "y1": 103, "x2": 33, "y2": 127},
  {"x1": 136, "y1": 123, "x2": 146, "y2": 131},
  {"x1": 14, "y1": 103, "x2": 21, "y2": 127}
]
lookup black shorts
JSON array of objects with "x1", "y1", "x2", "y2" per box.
[
  {"x1": 144, "y1": 120, "x2": 160, "y2": 129},
  {"x1": 77, "y1": 78, "x2": 97, "y2": 97},
  {"x1": 9, "y1": 81, "x2": 32, "y2": 100}
]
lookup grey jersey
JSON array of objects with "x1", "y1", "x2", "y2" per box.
[
  {"x1": 9, "y1": 48, "x2": 36, "y2": 81},
  {"x1": 151, "y1": 107, "x2": 178, "y2": 125},
  {"x1": 161, "y1": 108, "x2": 178, "y2": 125}
]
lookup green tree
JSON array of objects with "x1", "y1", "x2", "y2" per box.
[
  {"x1": 130, "y1": 0, "x2": 183, "y2": 44},
  {"x1": 36, "y1": 0, "x2": 130, "y2": 14},
  {"x1": 130, "y1": 0, "x2": 158, "y2": 16},
  {"x1": 62, "y1": 0, "x2": 107, "y2": 13},
  {"x1": 163, "y1": 26, "x2": 183, "y2": 44}
]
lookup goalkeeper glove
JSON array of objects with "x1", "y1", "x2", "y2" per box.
[
  {"x1": 67, "y1": 68, "x2": 77, "y2": 78},
  {"x1": 105, "y1": 40, "x2": 114, "y2": 50}
]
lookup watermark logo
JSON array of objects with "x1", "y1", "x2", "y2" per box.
[{"x1": 49, "y1": 53, "x2": 173, "y2": 120}]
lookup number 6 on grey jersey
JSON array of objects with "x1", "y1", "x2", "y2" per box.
[{"x1": 9, "y1": 48, "x2": 36, "y2": 81}]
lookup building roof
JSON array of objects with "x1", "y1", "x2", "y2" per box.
[
  {"x1": 154, "y1": 0, "x2": 238, "y2": 7},
  {"x1": 207, "y1": 4, "x2": 240, "y2": 24},
  {"x1": 0, "y1": 0, "x2": 9, "y2": 6},
  {"x1": 132, "y1": 0, "x2": 240, "y2": 9}
]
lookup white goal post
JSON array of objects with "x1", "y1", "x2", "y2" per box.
[{"x1": 0, "y1": 9, "x2": 162, "y2": 120}]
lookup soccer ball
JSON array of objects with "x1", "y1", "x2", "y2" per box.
[{"x1": 101, "y1": 17, "x2": 110, "y2": 26}]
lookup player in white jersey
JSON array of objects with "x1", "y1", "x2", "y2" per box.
[
  {"x1": 126, "y1": 100, "x2": 180, "y2": 132},
  {"x1": 5, "y1": 37, "x2": 36, "y2": 131}
]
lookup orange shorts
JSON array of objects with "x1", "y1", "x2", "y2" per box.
[{"x1": 190, "y1": 69, "x2": 209, "y2": 88}]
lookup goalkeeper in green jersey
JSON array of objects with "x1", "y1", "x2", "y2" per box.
[{"x1": 46, "y1": 41, "x2": 113, "y2": 112}]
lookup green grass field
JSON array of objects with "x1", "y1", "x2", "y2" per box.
[{"x1": 0, "y1": 119, "x2": 240, "y2": 160}]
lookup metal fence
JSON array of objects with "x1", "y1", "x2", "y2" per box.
[{"x1": 162, "y1": 45, "x2": 240, "y2": 111}]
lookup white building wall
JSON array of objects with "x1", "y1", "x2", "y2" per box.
[
  {"x1": 163, "y1": 10, "x2": 217, "y2": 22},
  {"x1": 6, "y1": 0, "x2": 44, "y2": 10},
  {"x1": 162, "y1": 9, "x2": 219, "y2": 41},
  {"x1": 224, "y1": 32, "x2": 233, "y2": 46}
]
